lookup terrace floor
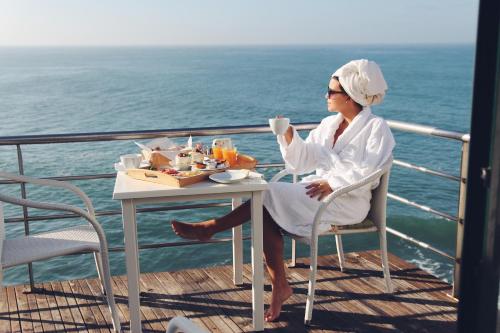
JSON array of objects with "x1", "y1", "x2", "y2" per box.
[{"x1": 1, "y1": 250, "x2": 457, "y2": 332}]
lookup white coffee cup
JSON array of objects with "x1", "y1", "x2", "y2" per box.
[
  {"x1": 269, "y1": 117, "x2": 290, "y2": 135},
  {"x1": 120, "y1": 154, "x2": 142, "y2": 169}
]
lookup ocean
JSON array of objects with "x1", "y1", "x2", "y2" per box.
[{"x1": 0, "y1": 45, "x2": 474, "y2": 285}]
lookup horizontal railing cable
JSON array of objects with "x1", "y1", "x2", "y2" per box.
[
  {"x1": 393, "y1": 160, "x2": 461, "y2": 182},
  {"x1": 387, "y1": 193, "x2": 458, "y2": 222},
  {"x1": 386, "y1": 227, "x2": 454, "y2": 260},
  {"x1": 3, "y1": 202, "x2": 233, "y2": 223}
]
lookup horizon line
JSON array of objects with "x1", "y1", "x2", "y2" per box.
[{"x1": 0, "y1": 42, "x2": 476, "y2": 48}]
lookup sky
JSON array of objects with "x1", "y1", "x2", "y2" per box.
[{"x1": 0, "y1": 0, "x2": 479, "y2": 46}]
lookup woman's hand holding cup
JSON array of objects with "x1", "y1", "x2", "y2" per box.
[{"x1": 269, "y1": 115, "x2": 290, "y2": 136}]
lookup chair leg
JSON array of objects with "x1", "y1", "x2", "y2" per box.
[
  {"x1": 288, "y1": 238, "x2": 297, "y2": 268},
  {"x1": 335, "y1": 234, "x2": 345, "y2": 272},
  {"x1": 98, "y1": 251, "x2": 122, "y2": 333},
  {"x1": 94, "y1": 252, "x2": 106, "y2": 295},
  {"x1": 304, "y1": 235, "x2": 319, "y2": 325},
  {"x1": 379, "y1": 230, "x2": 394, "y2": 293}
]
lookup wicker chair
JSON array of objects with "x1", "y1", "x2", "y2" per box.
[
  {"x1": 270, "y1": 158, "x2": 394, "y2": 325},
  {"x1": 0, "y1": 171, "x2": 121, "y2": 332}
]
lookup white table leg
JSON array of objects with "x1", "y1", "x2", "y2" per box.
[
  {"x1": 121, "y1": 199, "x2": 142, "y2": 333},
  {"x1": 251, "y1": 191, "x2": 264, "y2": 331},
  {"x1": 232, "y1": 197, "x2": 243, "y2": 286}
]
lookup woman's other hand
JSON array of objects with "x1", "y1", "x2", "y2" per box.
[{"x1": 305, "y1": 180, "x2": 333, "y2": 201}]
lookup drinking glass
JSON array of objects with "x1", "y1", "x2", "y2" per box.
[
  {"x1": 222, "y1": 147, "x2": 237, "y2": 166},
  {"x1": 213, "y1": 146, "x2": 223, "y2": 159}
]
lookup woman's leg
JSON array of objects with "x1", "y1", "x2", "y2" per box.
[
  {"x1": 171, "y1": 200, "x2": 293, "y2": 320},
  {"x1": 262, "y1": 209, "x2": 293, "y2": 321},
  {"x1": 171, "y1": 200, "x2": 251, "y2": 240}
]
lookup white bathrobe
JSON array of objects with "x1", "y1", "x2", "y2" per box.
[{"x1": 263, "y1": 107, "x2": 395, "y2": 238}]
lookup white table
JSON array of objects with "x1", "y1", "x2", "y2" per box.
[{"x1": 113, "y1": 172, "x2": 267, "y2": 332}]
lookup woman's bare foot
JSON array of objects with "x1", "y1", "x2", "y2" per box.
[
  {"x1": 171, "y1": 220, "x2": 214, "y2": 241},
  {"x1": 264, "y1": 284, "x2": 293, "y2": 322}
]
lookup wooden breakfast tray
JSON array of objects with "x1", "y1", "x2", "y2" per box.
[
  {"x1": 126, "y1": 153, "x2": 258, "y2": 188},
  {"x1": 126, "y1": 169, "x2": 218, "y2": 188}
]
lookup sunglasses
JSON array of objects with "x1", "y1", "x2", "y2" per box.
[{"x1": 327, "y1": 87, "x2": 346, "y2": 98}]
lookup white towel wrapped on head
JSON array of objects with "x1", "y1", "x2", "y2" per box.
[{"x1": 333, "y1": 59, "x2": 388, "y2": 107}]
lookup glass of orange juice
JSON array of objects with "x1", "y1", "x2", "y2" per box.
[
  {"x1": 212, "y1": 146, "x2": 223, "y2": 159},
  {"x1": 222, "y1": 147, "x2": 238, "y2": 166}
]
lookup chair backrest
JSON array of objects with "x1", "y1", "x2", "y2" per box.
[{"x1": 366, "y1": 160, "x2": 392, "y2": 230}]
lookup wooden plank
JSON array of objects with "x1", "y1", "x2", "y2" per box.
[
  {"x1": 109, "y1": 275, "x2": 133, "y2": 332},
  {"x1": 284, "y1": 263, "x2": 359, "y2": 332},
  {"x1": 320, "y1": 252, "x2": 412, "y2": 332},
  {"x1": 315, "y1": 250, "x2": 456, "y2": 332},
  {"x1": 13, "y1": 285, "x2": 34, "y2": 332},
  {"x1": 119, "y1": 274, "x2": 164, "y2": 332},
  {"x1": 360, "y1": 250, "x2": 457, "y2": 329},
  {"x1": 155, "y1": 271, "x2": 211, "y2": 332},
  {"x1": 180, "y1": 269, "x2": 237, "y2": 333},
  {"x1": 189, "y1": 267, "x2": 246, "y2": 332},
  {"x1": 110, "y1": 274, "x2": 132, "y2": 332},
  {"x1": 85, "y1": 278, "x2": 116, "y2": 333},
  {"x1": 211, "y1": 265, "x2": 269, "y2": 332},
  {"x1": 7, "y1": 281, "x2": 22, "y2": 333},
  {"x1": 373, "y1": 250, "x2": 457, "y2": 329},
  {"x1": 241, "y1": 259, "x2": 331, "y2": 333},
  {"x1": 22, "y1": 286, "x2": 43, "y2": 333},
  {"x1": 50, "y1": 280, "x2": 78, "y2": 332},
  {"x1": 145, "y1": 271, "x2": 188, "y2": 328},
  {"x1": 42, "y1": 282, "x2": 66, "y2": 332},
  {"x1": 60, "y1": 279, "x2": 88, "y2": 332},
  {"x1": 32, "y1": 283, "x2": 56, "y2": 332},
  {"x1": 166, "y1": 270, "x2": 222, "y2": 332},
  {"x1": 332, "y1": 251, "x2": 446, "y2": 331},
  {"x1": 114, "y1": 273, "x2": 155, "y2": 332},
  {"x1": 361, "y1": 250, "x2": 454, "y2": 312},
  {"x1": 0, "y1": 287, "x2": 11, "y2": 332},
  {"x1": 68, "y1": 279, "x2": 101, "y2": 332},
  {"x1": 78, "y1": 278, "x2": 110, "y2": 333},
  {"x1": 137, "y1": 272, "x2": 173, "y2": 330},
  {"x1": 49, "y1": 280, "x2": 78, "y2": 332}
]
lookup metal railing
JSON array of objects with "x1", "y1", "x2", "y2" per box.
[{"x1": 0, "y1": 121, "x2": 469, "y2": 297}]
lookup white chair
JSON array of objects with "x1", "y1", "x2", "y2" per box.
[
  {"x1": 0, "y1": 171, "x2": 122, "y2": 332},
  {"x1": 166, "y1": 317, "x2": 208, "y2": 333},
  {"x1": 270, "y1": 158, "x2": 394, "y2": 325}
]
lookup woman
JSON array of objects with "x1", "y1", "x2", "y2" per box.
[{"x1": 172, "y1": 59, "x2": 395, "y2": 322}]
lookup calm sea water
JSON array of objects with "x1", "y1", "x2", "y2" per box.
[{"x1": 0, "y1": 45, "x2": 474, "y2": 285}]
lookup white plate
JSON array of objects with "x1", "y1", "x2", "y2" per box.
[{"x1": 209, "y1": 169, "x2": 249, "y2": 184}]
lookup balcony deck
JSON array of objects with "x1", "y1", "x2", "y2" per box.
[{"x1": 1, "y1": 250, "x2": 457, "y2": 332}]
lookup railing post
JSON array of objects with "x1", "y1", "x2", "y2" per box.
[
  {"x1": 453, "y1": 140, "x2": 469, "y2": 298},
  {"x1": 16, "y1": 144, "x2": 35, "y2": 289}
]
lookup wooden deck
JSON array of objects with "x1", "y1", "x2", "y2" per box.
[{"x1": 1, "y1": 250, "x2": 457, "y2": 332}]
